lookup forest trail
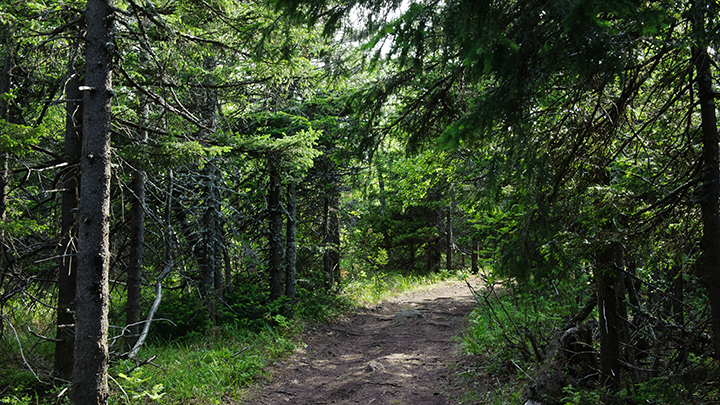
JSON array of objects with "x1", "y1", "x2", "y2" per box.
[{"x1": 241, "y1": 277, "x2": 480, "y2": 405}]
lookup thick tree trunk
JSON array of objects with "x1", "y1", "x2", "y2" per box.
[
  {"x1": 72, "y1": 0, "x2": 113, "y2": 401},
  {"x1": 268, "y1": 156, "x2": 284, "y2": 300},
  {"x1": 125, "y1": 99, "x2": 147, "y2": 352},
  {"x1": 694, "y1": 45, "x2": 720, "y2": 356},
  {"x1": 285, "y1": 183, "x2": 297, "y2": 304},
  {"x1": 54, "y1": 71, "x2": 82, "y2": 381}
]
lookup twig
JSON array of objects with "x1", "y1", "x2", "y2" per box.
[
  {"x1": 328, "y1": 327, "x2": 374, "y2": 336},
  {"x1": 26, "y1": 325, "x2": 62, "y2": 342},
  {"x1": 126, "y1": 355, "x2": 160, "y2": 374},
  {"x1": 230, "y1": 346, "x2": 249, "y2": 358},
  {"x1": 108, "y1": 374, "x2": 129, "y2": 403},
  {"x1": 466, "y1": 280, "x2": 531, "y2": 360},
  {"x1": 511, "y1": 359, "x2": 531, "y2": 379},
  {"x1": 491, "y1": 287, "x2": 535, "y2": 360}
]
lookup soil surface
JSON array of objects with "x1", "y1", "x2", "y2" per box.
[{"x1": 241, "y1": 277, "x2": 480, "y2": 405}]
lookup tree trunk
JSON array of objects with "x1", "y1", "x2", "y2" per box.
[
  {"x1": 201, "y1": 161, "x2": 221, "y2": 322},
  {"x1": 471, "y1": 240, "x2": 479, "y2": 274},
  {"x1": 597, "y1": 242, "x2": 622, "y2": 390},
  {"x1": 694, "y1": 44, "x2": 720, "y2": 357},
  {"x1": 377, "y1": 166, "x2": 391, "y2": 258},
  {"x1": 125, "y1": 98, "x2": 147, "y2": 352},
  {"x1": 427, "y1": 236, "x2": 441, "y2": 274},
  {"x1": 446, "y1": 205, "x2": 452, "y2": 271},
  {"x1": 285, "y1": 183, "x2": 297, "y2": 304},
  {"x1": 199, "y1": 56, "x2": 222, "y2": 318},
  {"x1": 72, "y1": 0, "x2": 113, "y2": 401},
  {"x1": 323, "y1": 188, "x2": 340, "y2": 289},
  {"x1": 329, "y1": 192, "x2": 340, "y2": 284},
  {"x1": 672, "y1": 265, "x2": 684, "y2": 325},
  {"x1": 223, "y1": 241, "x2": 233, "y2": 295},
  {"x1": 0, "y1": 51, "x2": 10, "y2": 342},
  {"x1": 54, "y1": 70, "x2": 82, "y2": 381},
  {"x1": 268, "y1": 156, "x2": 284, "y2": 300}
]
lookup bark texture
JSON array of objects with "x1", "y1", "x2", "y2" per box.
[{"x1": 72, "y1": 0, "x2": 113, "y2": 401}]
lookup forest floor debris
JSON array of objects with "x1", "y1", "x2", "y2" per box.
[{"x1": 240, "y1": 277, "x2": 480, "y2": 404}]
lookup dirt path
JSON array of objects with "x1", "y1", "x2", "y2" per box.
[{"x1": 242, "y1": 277, "x2": 479, "y2": 405}]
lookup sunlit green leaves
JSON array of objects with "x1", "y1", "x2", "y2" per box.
[{"x1": 0, "y1": 120, "x2": 41, "y2": 154}]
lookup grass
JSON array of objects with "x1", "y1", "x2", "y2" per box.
[{"x1": 107, "y1": 323, "x2": 296, "y2": 404}]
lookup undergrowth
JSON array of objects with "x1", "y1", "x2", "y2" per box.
[
  {"x1": 1, "y1": 269, "x2": 465, "y2": 404},
  {"x1": 459, "y1": 272, "x2": 720, "y2": 405}
]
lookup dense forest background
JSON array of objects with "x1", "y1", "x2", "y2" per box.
[{"x1": 1, "y1": 0, "x2": 720, "y2": 403}]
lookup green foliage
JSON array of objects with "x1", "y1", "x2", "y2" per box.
[
  {"x1": 150, "y1": 289, "x2": 210, "y2": 342},
  {"x1": 462, "y1": 276, "x2": 587, "y2": 372},
  {"x1": 0, "y1": 390, "x2": 40, "y2": 405},
  {"x1": 117, "y1": 371, "x2": 165, "y2": 402},
  {"x1": 294, "y1": 287, "x2": 353, "y2": 322},
  {"x1": 561, "y1": 385, "x2": 603, "y2": 405},
  {"x1": 217, "y1": 282, "x2": 292, "y2": 331},
  {"x1": 151, "y1": 281, "x2": 295, "y2": 341},
  {"x1": 0, "y1": 120, "x2": 42, "y2": 154}
]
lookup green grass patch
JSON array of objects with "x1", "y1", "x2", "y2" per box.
[{"x1": 107, "y1": 323, "x2": 296, "y2": 404}]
